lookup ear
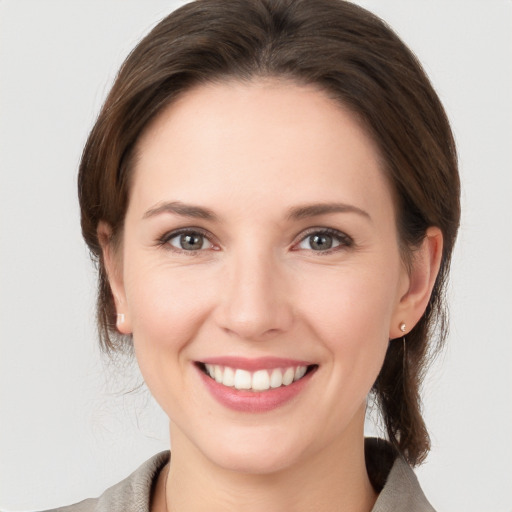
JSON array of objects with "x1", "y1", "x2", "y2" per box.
[
  {"x1": 390, "y1": 227, "x2": 443, "y2": 338},
  {"x1": 97, "y1": 221, "x2": 132, "y2": 334}
]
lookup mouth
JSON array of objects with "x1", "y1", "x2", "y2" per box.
[{"x1": 195, "y1": 361, "x2": 318, "y2": 393}]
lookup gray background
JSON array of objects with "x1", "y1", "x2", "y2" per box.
[{"x1": 1, "y1": 1, "x2": 511, "y2": 510}]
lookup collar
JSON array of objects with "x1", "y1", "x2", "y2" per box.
[{"x1": 62, "y1": 439, "x2": 434, "y2": 512}]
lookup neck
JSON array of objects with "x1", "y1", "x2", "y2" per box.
[{"x1": 163, "y1": 416, "x2": 377, "y2": 512}]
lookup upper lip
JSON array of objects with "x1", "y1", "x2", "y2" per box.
[{"x1": 198, "y1": 356, "x2": 315, "y2": 371}]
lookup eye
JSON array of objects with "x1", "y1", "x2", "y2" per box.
[
  {"x1": 295, "y1": 228, "x2": 352, "y2": 252},
  {"x1": 164, "y1": 230, "x2": 214, "y2": 251}
]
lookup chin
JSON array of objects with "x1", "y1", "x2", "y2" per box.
[
  {"x1": 209, "y1": 442, "x2": 304, "y2": 476},
  {"x1": 189, "y1": 423, "x2": 312, "y2": 476}
]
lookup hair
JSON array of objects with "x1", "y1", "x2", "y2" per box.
[{"x1": 78, "y1": 0, "x2": 460, "y2": 466}]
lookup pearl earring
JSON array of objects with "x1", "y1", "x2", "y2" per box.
[
  {"x1": 117, "y1": 313, "x2": 125, "y2": 325},
  {"x1": 399, "y1": 322, "x2": 406, "y2": 333}
]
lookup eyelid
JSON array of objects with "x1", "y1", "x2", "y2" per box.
[
  {"x1": 158, "y1": 227, "x2": 219, "y2": 252},
  {"x1": 292, "y1": 227, "x2": 354, "y2": 252},
  {"x1": 156, "y1": 226, "x2": 353, "y2": 253}
]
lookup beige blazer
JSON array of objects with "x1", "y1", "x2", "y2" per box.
[{"x1": 43, "y1": 440, "x2": 435, "y2": 512}]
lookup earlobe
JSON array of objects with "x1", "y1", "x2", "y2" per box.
[
  {"x1": 390, "y1": 227, "x2": 443, "y2": 338},
  {"x1": 97, "y1": 221, "x2": 132, "y2": 334}
]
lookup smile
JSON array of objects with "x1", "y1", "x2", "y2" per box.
[
  {"x1": 196, "y1": 357, "x2": 318, "y2": 412},
  {"x1": 198, "y1": 363, "x2": 314, "y2": 392}
]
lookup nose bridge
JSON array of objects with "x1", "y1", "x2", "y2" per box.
[{"x1": 217, "y1": 242, "x2": 292, "y2": 340}]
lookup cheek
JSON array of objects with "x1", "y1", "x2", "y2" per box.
[
  {"x1": 299, "y1": 263, "x2": 397, "y2": 333},
  {"x1": 123, "y1": 260, "x2": 215, "y2": 357},
  {"x1": 294, "y1": 262, "x2": 398, "y2": 376},
  {"x1": 122, "y1": 260, "x2": 219, "y2": 416},
  {"x1": 292, "y1": 264, "x2": 398, "y2": 428}
]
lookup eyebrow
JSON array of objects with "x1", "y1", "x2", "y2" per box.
[
  {"x1": 286, "y1": 202, "x2": 371, "y2": 221},
  {"x1": 143, "y1": 200, "x2": 371, "y2": 222},
  {"x1": 143, "y1": 201, "x2": 217, "y2": 220}
]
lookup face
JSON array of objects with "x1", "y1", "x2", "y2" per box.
[{"x1": 108, "y1": 80, "x2": 412, "y2": 474}]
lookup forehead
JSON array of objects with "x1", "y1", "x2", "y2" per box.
[{"x1": 128, "y1": 79, "x2": 393, "y2": 221}]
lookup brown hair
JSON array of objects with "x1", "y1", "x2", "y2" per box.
[{"x1": 78, "y1": 0, "x2": 460, "y2": 466}]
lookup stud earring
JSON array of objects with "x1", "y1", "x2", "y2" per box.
[
  {"x1": 399, "y1": 322, "x2": 406, "y2": 333},
  {"x1": 117, "y1": 313, "x2": 125, "y2": 325}
]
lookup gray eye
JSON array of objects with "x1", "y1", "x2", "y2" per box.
[
  {"x1": 297, "y1": 232, "x2": 343, "y2": 251},
  {"x1": 309, "y1": 234, "x2": 333, "y2": 250},
  {"x1": 169, "y1": 232, "x2": 212, "y2": 251}
]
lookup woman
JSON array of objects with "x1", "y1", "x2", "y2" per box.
[{"x1": 59, "y1": 0, "x2": 459, "y2": 510}]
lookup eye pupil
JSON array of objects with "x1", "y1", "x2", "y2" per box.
[
  {"x1": 180, "y1": 233, "x2": 203, "y2": 250},
  {"x1": 309, "y1": 234, "x2": 333, "y2": 250}
]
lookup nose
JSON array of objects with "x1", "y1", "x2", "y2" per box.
[{"x1": 214, "y1": 248, "x2": 294, "y2": 341}]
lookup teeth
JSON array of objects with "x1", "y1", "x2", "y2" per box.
[
  {"x1": 252, "y1": 370, "x2": 270, "y2": 391},
  {"x1": 202, "y1": 364, "x2": 310, "y2": 392},
  {"x1": 234, "y1": 369, "x2": 252, "y2": 390},
  {"x1": 295, "y1": 366, "x2": 307, "y2": 380},
  {"x1": 205, "y1": 364, "x2": 215, "y2": 379},
  {"x1": 270, "y1": 368, "x2": 283, "y2": 388},
  {"x1": 223, "y1": 366, "x2": 235, "y2": 387},
  {"x1": 282, "y1": 367, "x2": 295, "y2": 386}
]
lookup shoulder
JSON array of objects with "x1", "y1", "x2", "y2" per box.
[
  {"x1": 373, "y1": 457, "x2": 436, "y2": 512},
  {"x1": 40, "y1": 443, "x2": 434, "y2": 512},
  {"x1": 41, "y1": 451, "x2": 169, "y2": 512},
  {"x1": 365, "y1": 438, "x2": 436, "y2": 512}
]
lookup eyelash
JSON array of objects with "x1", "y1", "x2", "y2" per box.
[
  {"x1": 157, "y1": 227, "x2": 353, "y2": 255},
  {"x1": 293, "y1": 227, "x2": 354, "y2": 254},
  {"x1": 157, "y1": 227, "x2": 217, "y2": 255}
]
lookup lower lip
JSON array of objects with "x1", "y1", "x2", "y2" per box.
[{"x1": 197, "y1": 367, "x2": 315, "y2": 413}]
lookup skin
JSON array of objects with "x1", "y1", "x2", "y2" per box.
[{"x1": 100, "y1": 79, "x2": 442, "y2": 512}]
